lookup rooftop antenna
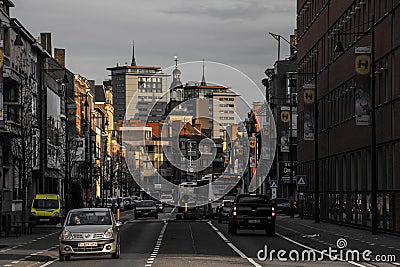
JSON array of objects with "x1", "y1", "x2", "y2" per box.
[{"x1": 131, "y1": 40, "x2": 137, "y2": 66}]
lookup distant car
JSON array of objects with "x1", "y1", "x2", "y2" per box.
[
  {"x1": 122, "y1": 197, "x2": 133, "y2": 210},
  {"x1": 218, "y1": 200, "x2": 234, "y2": 223},
  {"x1": 59, "y1": 208, "x2": 123, "y2": 261},
  {"x1": 160, "y1": 194, "x2": 175, "y2": 207},
  {"x1": 271, "y1": 198, "x2": 298, "y2": 215},
  {"x1": 131, "y1": 196, "x2": 142, "y2": 204},
  {"x1": 30, "y1": 194, "x2": 62, "y2": 225},
  {"x1": 134, "y1": 200, "x2": 158, "y2": 219}
]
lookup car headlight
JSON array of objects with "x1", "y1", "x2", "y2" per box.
[
  {"x1": 31, "y1": 212, "x2": 36, "y2": 217},
  {"x1": 103, "y1": 228, "x2": 113, "y2": 239},
  {"x1": 61, "y1": 229, "x2": 73, "y2": 240},
  {"x1": 53, "y1": 212, "x2": 59, "y2": 217}
]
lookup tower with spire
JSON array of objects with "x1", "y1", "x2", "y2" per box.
[
  {"x1": 169, "y1": 55, "x2": 183, "y2": 102},
  {"x1": 200, "y1": 58, "x2": 207, "y2": 86},
  {"x1": 131, "y1": 40, "x2": 136, "y2": 66}
]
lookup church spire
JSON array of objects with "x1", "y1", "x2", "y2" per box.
[
  {"x1": 131, "y1": 40, "x2": 137, "y2": 66},
  {"x1": 200, "y1": 58, "x2": 207, "y2": 86},
  {"x1": 170, "y1": 55, "x2": 183, "y2": 102}
]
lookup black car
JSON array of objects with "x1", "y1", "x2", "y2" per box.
[
  {"x1": 271, "y1": 198, "x2": 298, "y2": 215},
  {"x1": 134, "y1": 200, "x2": 158, "y2": 219},
  {"x1": 218, "y1": 200, "x2": 234, "y2": 223},
  {"x1": 228, "y1": 194, "x2": 276, "y2": 236}
]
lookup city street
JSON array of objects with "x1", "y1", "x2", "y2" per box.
[{"x1": 1, "y1": 209, "x2": 399, "y2": 267}]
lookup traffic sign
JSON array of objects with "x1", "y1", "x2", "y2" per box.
[
  {"x1": 296, "y1": 175, "x2": 307, "y2": 186},
  {"x1": 269, "y1": 180, "x2": 278, "y2": 188}
]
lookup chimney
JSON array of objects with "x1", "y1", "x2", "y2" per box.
[
  {"x1": 40, "y1": 32, "x2": 52, "y2": 55},
  {"x1": 54, "y1": 48, "x2": 65, "y2": 67}
]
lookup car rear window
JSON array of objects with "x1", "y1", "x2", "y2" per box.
[
  {"x1": 223, "y1": 201, "x2": 233, "y2": 207},
  {"x1": 237, "y1": 196, "x2": 270, "y2": 204},
  {"x1": 136, "y1": 201, "x2": 155, "y2": 207}
]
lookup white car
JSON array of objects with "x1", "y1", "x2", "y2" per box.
[
  {"x1": 160, "y1": 194, "x2": 175, "y2": 206},
  {"x1": 59, "y1": 208, "x2": 123, "y2": 260}
]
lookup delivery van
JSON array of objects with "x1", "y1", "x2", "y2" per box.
[{"x1": 30, "y1": 194, "x2": 62, "y2": 225}]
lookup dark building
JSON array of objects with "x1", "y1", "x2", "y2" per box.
[
  {"x1": 265, "y1": 57, "x2": 297, "y2": 199},
  {"x1": 296, "y1": 0, "x2": 400, "y2": 232}
]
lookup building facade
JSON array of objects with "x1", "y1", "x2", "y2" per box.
[
  {"x1": 107, "y1": 47, "x2": 168, "y2": 122},
  {"x1": 296, "y1": 0, "x2": 400, "y2": 232}
]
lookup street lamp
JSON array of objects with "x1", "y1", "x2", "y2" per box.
[{"x1": 333, "y1": 17, "x2": 377, "y2": 235}]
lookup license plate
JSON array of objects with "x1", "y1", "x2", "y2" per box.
[
  {"x1": 267, "y1": 216, "x2": 272, "y2": 219},
  {"x1": 78, "y1": 242, "x2": 98, "y2": 247},
  {"x1": 248, "y1": 219, "x2": 260, "y2": 223},
  {"x1": 40, "y1": 218, "x2": 50, "y2": 221}
]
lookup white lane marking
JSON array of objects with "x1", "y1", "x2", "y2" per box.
[
  {"x1": 391, "y1": 263, "x2": 400, "y2": 266},
  {"x1": 3, "y1": 265, "x2": 12, "y2": 267},
  {"x1": 144, "y1": 222, "x2": 168, "y2": 267},
  {"x1": 11, "y1": 261, "x2": 19, "y2": 264},
  {"x1": 39, "y1": 259, "x2": 59, "y2": 267},
  {"x1": 276, "y1": 233, "x2": 368, "y2": 267},
  {"x1": 170, "y1": 207, "x2": 176, "y2": 215},
  {"x1": 207, "y1": 221, "x2": 262, "y2": 267}
]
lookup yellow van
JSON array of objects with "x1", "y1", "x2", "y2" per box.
[{"x1": 30, "y1": 194, "x2": 62, "y2": 225}]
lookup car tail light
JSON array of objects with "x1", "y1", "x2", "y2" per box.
[
  {"x1": 272, "y1": 206, "x2": 276, "y2": 217},
  {"x1": 293, "y1": 201, "x2": 297, "y2": 206},
  {"x1": 232, "y1": 206, "x2": 237, "y2": 217}
]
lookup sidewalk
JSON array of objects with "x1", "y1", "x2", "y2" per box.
[
  {"x1": 0, "y1": 227, "x2": 60, "y2": 249},
  {"x1": 277, "y1": 216, "x2": 400, "y2": 258}
]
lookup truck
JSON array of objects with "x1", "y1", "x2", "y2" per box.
[{"x1": 228, "y1": 193, "x2": 276, "y2": 236}]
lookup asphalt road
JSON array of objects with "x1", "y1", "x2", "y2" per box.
[{"x1": 1, "y1": 210, "x2": 399, "y2": 267}]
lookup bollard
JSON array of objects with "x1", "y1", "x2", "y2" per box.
[
  {"x1": 184, "y1": 202, "x2": 188, "y2": 213},
  {"x1": 117, "y1": 208, "x2": 120, "y2": 220}
]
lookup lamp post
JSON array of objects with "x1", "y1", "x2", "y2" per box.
[{"x1": 334, "y1": 16, "x2": 377, "y2": 235}]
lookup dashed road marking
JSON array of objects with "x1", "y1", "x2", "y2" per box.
[
  {"x1": 39, "y1": 259, "x2": 59, "y2": 267},
  {"x1": 144, "y1": 221, "x2": 167, "y2": 267},
  {"x1": 208, "y1": 221, "x2": 262, "y2": 267}
]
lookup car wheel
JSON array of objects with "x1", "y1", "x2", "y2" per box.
[
  {"x1": 112, "y1": 241, "x2": 120, "y2": 259},
  {"x1": 266, "y1": 224, "x2": 276, "y2": 236},
  {"x1": 155, "y1": 214, "x2": 158, "y2": 219},
  {"x1": 218, "y1": 218, "x2": 222, "y2": 223}
]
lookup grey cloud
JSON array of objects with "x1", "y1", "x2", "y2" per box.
[{"x1": 165, "y1": 0, "x2": 294, "y2": 21}]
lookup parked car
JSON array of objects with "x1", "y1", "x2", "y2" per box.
[
  {"x1": 218, "y1": 200, "x2": 234, "y2": 223},
  {"x1": 134, "y1": 200, "x2": 158, "y2": 219},
  {"x1": 228, "y1": 194, "x2": 276, "y2": 236},
  {"x1": 59, "y1": 208, "x2": 123, "y2": 261},
  {"x1": 30, "y1": 194, "x2": 62, "y2": 225},
  {"x1": 271, "y1": 198, "x2": 298, "y2": 215}
]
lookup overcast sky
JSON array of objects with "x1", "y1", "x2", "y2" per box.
[{"x1": 11, "y1": 0, "x2": 296, "y2": 105}]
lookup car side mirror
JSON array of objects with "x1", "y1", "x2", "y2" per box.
[{"x1": 115, "y1": 221, "x2": 123, "y2": 227}]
